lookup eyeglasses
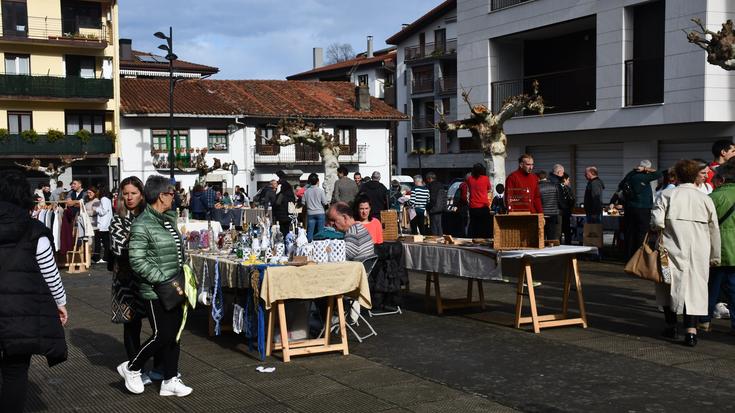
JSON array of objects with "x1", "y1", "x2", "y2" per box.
[{"x1": 162, "y1": 191, "x2": 175, "y2": 197}]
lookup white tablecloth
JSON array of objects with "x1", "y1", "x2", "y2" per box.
[{"x1": 178, "y1": 220, "x2": 223, "y2": 238}]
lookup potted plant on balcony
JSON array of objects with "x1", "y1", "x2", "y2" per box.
[
  {"x1": 105, "y1": 130, "x2": 116, "y2": 142},
  {"x1": 0, "y1": 128, "x2": 8, "y2": 143},
  {"x1": 21, "y1": 129, "x2": 38, "y2": 144},
  {"x1": 47, "y1": 128, "x2": 65, "y2": 143},
  {"x1": 75, "y1": 129, "x2": 91, "y2": 144}
]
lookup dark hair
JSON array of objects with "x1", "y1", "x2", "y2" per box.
[
  {"x1": 56, "y1": 180, "x2": 63, "y2": 187},
  {"x1": 337, "y1": 165, "x2": 348, "y2": 176},
  {"x1": 117, "y1": 176, "x2": 145, "y2": 216},
  {"x1": 354, "y1": 172, "x2": 362, "y2": 178},
  {"x1": 674, "y1": 159, "x2": 701, "y2": 184},
  {"x1": 143, "y1": 175, "x2": 173, "y2": 205},
  {"x1": 193, "y1": 184, "x2": 203, "y2": 193},
  {"x1": 716, "y1": 162, "x2": 735, "y2": 184},
  {"x1": 471, "y1": 163, "x2": 485, "y2": 178},
  {"x1": 276, "y1": 170, "x2": 286, "y2": 180},
  {"x1": 87, "y1": 186, "x2": 99, "y2": 199},
  {"x1": 495, "y1": 183, "x2": 505, "y2": 194},
  {"x1": 712, "y1": 139, "x2": 734, "y2": 159},
  {"x1": 518, "y1": 153, "x2": 533, "y2": 164},
  {"x1": 536, "y1": 170, "x2": 548, "y2": 180},
  {"x1": 0, "y1": 169, "x2": 34, "y2": 210},
  {"x1": 308, "y1": 173, "x2": 319, "y2": 186},
  {"x1": 561, "y1": 173, "x2": 570, "y2": 181},
  {"x1": 354, "y1": 195, "x2": 371, "y2": 220},
  {"x1": 98, "y1": 185, "x2": 112, "y2": 199}
]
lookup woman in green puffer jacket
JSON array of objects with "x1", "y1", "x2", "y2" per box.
[{"x1": 116, "y1": 175, "x2": 193, "y2": 398}]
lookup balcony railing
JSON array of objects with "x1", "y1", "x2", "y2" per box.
[
  {"x1": 491, "y1": 0, "x2": 531, "y2": 11},
  {"x1": 412, "y1": 77, "x2": 434, "y2": 94},
  {"x1": 0, "y1": 134, "x2": 114, "y2": 155},
  {"x1": 491, "y1": 66, "x2": 596, "y2": 115},
  {"x1": 411, "y1": 117, "x2": 434, "y2": 130},
  {"x1": 0, "y1": 16, "x2": 110, "y2": 45},
  {"x1": 625, "y1": 57, "x2": 664, "y2": 106},
  {"x1": 437, "y1": 76, "x2": 456, "y2": 93},
  {"x1": 405, "y1": 39, "x2": 457, "y2": 62},
  {"x1": 254, "y1": 144, "x2": 367, "y2": 164},
  {"x1": 0, "y1": 74, "x2": 113, "y2": 99}
]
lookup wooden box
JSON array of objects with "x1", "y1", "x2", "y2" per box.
[
  {"x1": 381, "y1": 209, "x2": 399, "y2": 241},
  {"x1": 493, "y1": 213, "x2": 544, "y2": 250}
]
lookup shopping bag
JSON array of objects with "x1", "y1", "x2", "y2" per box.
[
  {"x1": 312, "y1": 240, "x2": 330, "y2": 263},
  {"x1": 328, "y1": 240, "x2": 346, "y2": 262},
  {"x1": 582, "y1": 223, "x2": 603, "y2": 247},
  {"x1": 624, "y1": 232, "x2": 664, "y2": 283}
]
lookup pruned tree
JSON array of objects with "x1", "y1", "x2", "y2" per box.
[
  {"x1": 437, "y1": 81, "x2": 545, "y2": 186},
  {"x1": 15, "y1": 153, "x2": 87, "y2": 187},
  {"x1": 685, "y1": 18, "x2": 735, "y2": 70},
  {"x1": 176, "y1": 148, "x2": 232, "y2": 185},
  {"x1": 326, "y1": 42, "x2": 355, "y2": 64},
  {"x1": 257, "y1": 118, "x2": 341, "y2": 200}
]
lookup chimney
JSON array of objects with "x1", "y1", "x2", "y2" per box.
[
  {"x1": 313, "y1": 47, "x2": 324, "y2": 69},
  {"x1": 355, "y1": 84, "x2": 371, "y2": 111},
  {"x1": 119, "y1": 38, "x2": 132, "y2": 61},
  {"x1": 401, "y1": 24, "x2": 409, "y2": 30},
  {"x1": 367, "y1": 35, "x2": 374, "y2": 58}
]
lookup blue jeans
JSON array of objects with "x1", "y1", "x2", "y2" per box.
[
  {"x1": 700, "y1": 266, "x2": 735, "y2": 329},
  {"x1": 307, "y1": 214, "x2": 325, "y2": 242}
]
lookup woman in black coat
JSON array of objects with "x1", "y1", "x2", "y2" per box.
[
  {"x1": 272, "y1": 170, "x2": 296, "y2": 238},
  {"x1": 0, "y1": 170, "x2": 68, "y2": 412}
]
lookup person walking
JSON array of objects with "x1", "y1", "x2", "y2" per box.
[
  {"x1": 583, "y1": 166, "x2": 604, "y2": 223},
  {"x1": 96, "y1": 186, "x2": 114, "y2": 264},
  {"x1": 425, "y1": 172, "x2": 446, "y2": 236},
  {"x1": 537, "y1": 171, "x2": 561, "y2": 241},
  {"x1": 616, "y1": 160, "x2": 663, "y2": 259},
  {"x1": 85, "y1": 186, "x2": 103, "y2": 263},
  {"x1": 189, "y1": 185, "x2": 207, "y2": 220},
  {"x1": 303, "y1": 173, "x2": 329, "y2": 241},
  {"x1": 467, "y1": 163, "x2": 492, "y2": 238},
  {"x1": 358, "y1": 171, "x2": 388, "y2": 219},
  {"x1": 560, "y1": 173, "x2": 576, "y2": 245},
  {"x1": 409, "y1": 175, "x2": 430, "y2": 235},
  {"x1": 651, "y1": 159, "x2": 720, "y2": 347},
  {"x1": 0, "y1": 170, "x2": 68, "y2": 413},
  {"x1": 505, "y1": 154, "x2": 542, "y2": 213},
  {"x1": 332, "y1": 166, "x2": 359, "y2": 205},
  {"x1": 118, "y1": 175, "x2": 192, "y2": 396}
]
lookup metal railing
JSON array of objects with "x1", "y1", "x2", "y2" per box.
[
  {"x1": 412, "y1": 77, "x2": 434, "y2": 94},
  {"x1": 411, "y1": 117, "x2": 434, "y2": 130},
  {"x1": 405, "y1": 39, "x2": 457, "y2": 61},
  {"x1": 625, "y1": 57, "x2": 664, "y2": 106},
  {"x1": 0, "y1": 74, "x2": 113, "y2": 99},
  {"x1": 437, "y1": 76, "x2": 456, "y2": 93},
  {"x1": 490, "y1": 66, "x2": 596, "y2": 115},
  {"x1": 254, "y1": 144, "x2": 367, "y2": 164},
  {"x1": 491, "y1": 0, "x2": 531, "y2": 11},
  {"x1": 0, "y1": 16, "x2": 109, "y2": 44},
  {"x1": 0, "y1": 134, "x2": 113, "y2": 155}
]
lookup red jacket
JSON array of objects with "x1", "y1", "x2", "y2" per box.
[
  {"x1": 466, "y1": 175, "x2": 491, "y2": 208},
  {"x1": 505, "y1": 169, "x2": 543, "y2": 213}
]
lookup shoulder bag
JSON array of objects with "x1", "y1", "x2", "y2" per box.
[
  {"x1": 624, "y1": 231, "x2": 664, "y2": 283},
  {"x1": 154, "y1": 269, "x2": 187, "y2": 311}
]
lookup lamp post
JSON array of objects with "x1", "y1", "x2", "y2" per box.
[{"x1": 154, "y1": 27, "x2": 178, "y2": 180}]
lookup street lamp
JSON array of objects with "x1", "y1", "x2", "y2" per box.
[{"x1": 154, "y1": 27, "x2": 178, "y2": 180}]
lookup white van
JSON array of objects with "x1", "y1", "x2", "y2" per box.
[{"x1": 391, "y1": 175, "x2": 415, "y2": 193}]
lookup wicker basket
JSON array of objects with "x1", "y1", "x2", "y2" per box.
[
  {"x1": 493, "y1": 213, "x2": 544, "y2": 250},
  {"x1": 381, "y1": 209, "x2": 399, "y2": 241}
]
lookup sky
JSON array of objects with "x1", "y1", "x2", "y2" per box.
[{"x1": 119, "y1": 0, "x2": 443, "y2": 80}]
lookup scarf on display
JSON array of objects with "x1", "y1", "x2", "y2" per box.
[{"x1": 211, "y1": 257, "x2": 224, "y2": 335}]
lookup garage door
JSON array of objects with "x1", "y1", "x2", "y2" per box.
[
  {"x1": 658, "y1": 139, "x2": 722, "y2": 172},
  {"x1": 526, "y1": 145, "x2": 573, "y2": 177},
  {"x1": 575, "y1": 143, "x2": 623, "y2": 204}
]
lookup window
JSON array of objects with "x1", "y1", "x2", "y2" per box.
[
  {"x1": 1, "y1": 0, "x2": 28, "y2": 37},
  {"x1": 357, "y1": 74, "x2": 369, "y2": 86},
  {"x1": 66, "y1": 111, "x2": 104, "y2": 134},
  {"x1": 8, "y1": 111, "x2": 31, "y2": 134},
  {"x1": 442, "y1": 98, "x2": 451, "y2": 116},
  {"x1": 152, "y1": 129, "x2": 189, "y2": 152},
  {"x1": 66, "y1": 55, "x2": 95, "y2": 78},
  {"x1": 207, "y1": 129, "x2": 228, "y2": 151},
  {"x1": 255, "y1": 126, "x2": 280, "y2": 155},
  {"x1": 4, "y1": 53, "x2": 29, "y2": 75},
  {"x1": 334, "y1": 126, "x2": 356, "y2": 154},
  {"x1": 61, "y1": 0, "x2": 101, "y2": 31},
  {"x1": 434, "y1": 29, "x2": 446, "y2": 52}
]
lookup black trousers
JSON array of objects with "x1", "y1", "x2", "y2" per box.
[
  {"x1": 92, "y1": 229, "x2": 109, "y2": 262},
  {"x1": 624, "y1": 207, "x2": 651, "y2": 259},
  {"x1": 664, "y1": 306, "x2": 697, "y2": 329},
  {"x1": 192, "y1": 212, "x2": 206, "y2": 220},
  {"x1": 0, "y1": 353, "x2": 31, "y2": 413},
  {"x1": 561, "y1": 212, "x2": 572, "y2": 245},
  {"x1": 544, "y1": 215, "x2": 560, "y2": 241},
  {"x1": 410, "y1": 209, "x2": 427, "y2": 235},
  {"x1": 468, "y1": 207, "x2": 492, "y2": 238},
  {"x1": 429, "y1": 212, "x2": 443, "y2": 236},
  {"x1": 129, "y1": 299, "x2": 183, "y2": 380}
]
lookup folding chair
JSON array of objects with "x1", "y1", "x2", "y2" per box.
[{"x1": 330, "y1": 257, "x2": 378, "y2": 342}]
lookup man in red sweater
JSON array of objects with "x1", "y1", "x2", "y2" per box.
[
  {"x1": 706, "y1": 139, "x2": 735, "y2": 189},
  {"x1": 505, "y1": 154, "x2": 543, "y2": 213}
]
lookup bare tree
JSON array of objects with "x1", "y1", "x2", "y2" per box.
[
  {"x1": 437, "y1": 81, "x2": 545, "y2": 187},
  {"x1": 257, "y1": 118, "x2": 342, "y2": 200},
  {"x1": 175, "y1": 148, "x2": 232, "y2": 186},
  {"x1": 326, "y1": 43, "x2": 355, "y2": 64},
  {"x1": 15, "y1": 154, "x2": 88, "y2": 187},
  {"x1": 685, "y1": 18, "x2": 735, "y2": 70}
]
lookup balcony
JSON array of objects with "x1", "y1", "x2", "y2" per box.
[
  {"x1": 0, "y1": 74, "x2": 113, "y2": 101},
  {"x1": 405, "y1": 39, "x2": 457, "y2": 62},
  {"x1": 625, "y1": 57, "x2": 664, "y2": 106},
  {"x1": 491, "y1": 66, "x2": 595, "y2": 115},
  {"x1": 0, "y1": 134, "x2": 114, "y2": 156},
  {"x1": 491, "y1": 0, "x2": 532, "y2": 11},
  {"x1": 0, "y1": 16, "x2": 109, "y2": 48},
  {"x1": 253, "y1": 144, "x2": 367, "y2": 164},
  {"x1": 411, "y1": 117, "x2": 434, "y2": 130},
  {"x1": 412, "y1": 77, "x2": 434, "y2": 94},
  {"x1": 437, "y1": 76, "x2": 456, "y2": 94}
]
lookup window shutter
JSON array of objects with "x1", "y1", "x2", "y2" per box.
[
  {"x1": 349, "y1": 128, "x2": 357, "y2": 154},
  {"x1": 255, "y1": 127, "x2": 263, "y2": 151}
]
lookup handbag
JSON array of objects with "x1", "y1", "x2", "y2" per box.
[
  {"x1": 154, "y1": 269, "x2": 187, "y2": 311},
  {"x1": 624, "y1": 231, "x2": 663, "y2": 283}
]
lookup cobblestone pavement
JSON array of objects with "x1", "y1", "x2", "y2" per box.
[{"x1": 19, "y1": 258, "x2": 735, "y2": 412}]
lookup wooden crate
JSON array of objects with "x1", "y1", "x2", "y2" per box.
[
  {"x1": 381, "y1": 209, "x2": 399, "y2": 241},
  {"x1": 493, "y1": 213, "x2": 544, "y2": 250}
]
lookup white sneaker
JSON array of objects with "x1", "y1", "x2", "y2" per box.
[
  {"x1": 714, "y1": 302, "x2": 730, "y2": 319},
  {"x1": 117, "y1": 362, "x2": 144, "y2": 394},
  {"x1": 159, "y1": 377, "x2": 193, "y2": 397}
]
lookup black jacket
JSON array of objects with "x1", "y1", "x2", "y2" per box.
[
  {"x1": 426, "y1": 181, "x2": 447, "y2": 215},
  {"x1": 584, "y1": 178, "x2": 605, "y2": 215},
  {"x1": 273, "y1": 180, "x2": 295, "y2": 222},
  {"x1": 359, "y1": 181, "x2": 388, "y2": 217},
  {"x1": 0, "y1": 202, "x2": 67, "y2": 366}
]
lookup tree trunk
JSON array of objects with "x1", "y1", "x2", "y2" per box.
[
  {"x1": 489, "y1": 152, "x2": 506, "y2": 194},
  {"x1": 321, "y1": 147, "x2": 340, "y2": 201}
]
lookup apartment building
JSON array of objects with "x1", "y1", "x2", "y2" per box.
[
  {"x1": 0, "y1": 0, "x2": 119, "y2": 189},
  {"x1": 458, "y1": 0, "x2": 735, "y2": 201}
]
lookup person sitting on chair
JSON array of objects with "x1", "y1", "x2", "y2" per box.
[
  {"x1": 327, "y1": 201, "x2": 375, "y2": 262},
  {"x1": 355, "y1": 196, "x2": 383, "y2": 245}
]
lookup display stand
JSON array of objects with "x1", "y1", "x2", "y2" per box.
[
  {"x1": 424, "y1": 272, "x2": 485, "y2": 315},
  {"x1": 266, "y1": 295, "x2": 349, "y2": 362},
  {"x1": 66, "y1": 225, "x2": 90, "y2": 273},
  {"x1": 514, "y1": 256, "x2": 588, "y2": 333}
]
